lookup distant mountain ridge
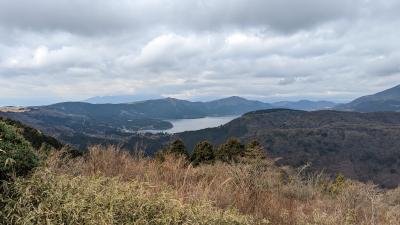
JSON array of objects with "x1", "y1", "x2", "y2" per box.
[
  {"x1": 272, "y1": 100, "x2": 337, "y2": 111},
  {"x1": 49, "y1": 96, "x2": 274, "y2": 120},
  {"x1": 45, "y1": 96, "x2": 338, "y2": 120},
  {"x1": 83, "y1": 84, "x2": 400, "y2": 114},
  {"x1": 85, "y1": 94, "x2": 162, "y2": 104},
  {"x1": 0, "y1": 96, "x2": 337, "y2": 149},
  {"x1": 84, "y1": 94, "x2": 337, "y2": 111},
  {"x1": 335, "y1": 85, "x2": 400, "y2": 112},
  {"x1": 0, "y1": 96, "x2": 273, "y2": 149}
]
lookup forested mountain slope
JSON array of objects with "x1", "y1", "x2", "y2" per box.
[{"x1": 175, "y1": 109, "x2": 400, "y2": 187}]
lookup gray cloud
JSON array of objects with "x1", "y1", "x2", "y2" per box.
[
  {"x1": 0, "y1": 0, "x2": 362, "y2": 34},
  {"x1": 1, "y1": 0, "x2": 400, "y2": 105}
]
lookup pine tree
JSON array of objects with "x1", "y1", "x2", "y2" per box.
[
  {"x1": 155, "y1": 139, "x2": 189, "y2": 161},
  {"x1": 215, "y1": 138, "x2": 245, "y2": 162},
  {"x1": 244, "y1": 140, "x2": 266, "y2": 159},
  {"x1": 191, "y1": 141, "x2": 214, "y2": 165}
]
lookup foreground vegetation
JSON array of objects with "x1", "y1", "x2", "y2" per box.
[
  {"x1": 2, "y1": 143, "x2": 399, "y2": 224},
  {"x1": 1, "y1": 118, "x2": 400, "y2": 224},
  {"x1": 1, "y1": 169, "x2": 257, "y2": 225},
  {"x1": 0, "y1": 117, "x2": 70, "y2": 180}
]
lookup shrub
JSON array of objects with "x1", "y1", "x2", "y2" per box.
[
  {"x1": 155, "y1": 139, "x2": 189, "y2": 161},
  {"x1": 322, "y1": 173, "x2": 348, "y2": 195},
  {"x1": 191, "y1": 141, "x2": 215, "y2": 165},
  {"x1": 0, "y1": 122, "x2": 38, "y2": 180},
  {"x1": 244, "y1": 140, "x2": 266, "y2": 159},
  {"x1": 0, "y1": 117, "x2": 63, "y2": 150},
  {"x1": 215, "y1": 138, "x2": 245, "y2": 162},
  {"x1": 0, "y1": 169, "x2": 262, "y2": 225}
]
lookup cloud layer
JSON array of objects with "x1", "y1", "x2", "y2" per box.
[{"x1": 1, "y1": 0, "x2": 400, "y2": 105}]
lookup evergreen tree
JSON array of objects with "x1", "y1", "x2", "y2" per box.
[
  {"x1": 244, "y1": 140, "x2": 266, "y2": 159},
  {"x1": 155, "y1": 139, "x2": 189, "y2": 161},
  {"x1": 168, "y1": 139, "x2": 188, "y2": 157},
  {"x1": 215, "y1": 138, "x2": 245, "y2": 162},
  {"x1": 191, "y1": 141, "x2": 214, "y2": 165}
]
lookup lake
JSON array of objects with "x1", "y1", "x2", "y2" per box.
[{"x1": 140, "y1": 115, "x2": 240, "y2": 134}]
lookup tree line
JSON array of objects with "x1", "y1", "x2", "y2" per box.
[{"x1": 155, "y1": 138, "x2": 266, "y2": 165}]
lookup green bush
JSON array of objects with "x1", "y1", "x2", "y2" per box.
[
  {"x1": 191, "y1": 141, "x2": 215, "y2": 165},
  {"x1": 0, "y1": 122, "x2": 38, "y2": 180},
  {"x1": 321, "y1": 174, "x2": 348, "y2": 195},
  {"x1": 0, "y1": 117, "x2": 63, "y2": 150}
]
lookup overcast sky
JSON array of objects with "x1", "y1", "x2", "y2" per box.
[{"x1": 1, "y1": 0, "x2": 400, "y2": 106}]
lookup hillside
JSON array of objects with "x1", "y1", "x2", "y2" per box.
[
  {"x1": 205, "y1": 96, "x2": 272, "y2": 115},
  {"x1": 0, "y1": 117, "x2": 65, "y2": 151},
  {"x1": 86, "y1": 96, "x2": 272, "y2": 119},
  {"x1": 173, "y1": 109, "x2": 400, "y2": 188},
  {"x1": 272, "y1": 100, "x2": 337, "y2": 111},
  {"x1": 1, "y1": 113, "x2": 399, "y2": 224},
  {"x1": 0, "y1": 126, "x2": 264, "y2": 224},
  {"x1": 0, "y1": 97, "x2": 337, "y2": 148},
  {"x1": 0, "y1": 103, "x2": 173, "y2": 147},
  {"x1": 2, "y1": 144, "x2": 399, "y2": 225},
  {"x1": 4, "y1": 98, "x2": 400, "y2": 188},
  {"x1": 336, "y1": 84, "x2": 400, "y2": 112},
  {"x1": 0, "y1": 97, "x2": 272, "y2": 149},
  {"x1": 0, "y1": 117, "x2": 73, "y2": 180}
]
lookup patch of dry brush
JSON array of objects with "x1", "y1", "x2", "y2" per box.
[{"x1": 5, "y1": 145, "x2": 399, "y2": 225}]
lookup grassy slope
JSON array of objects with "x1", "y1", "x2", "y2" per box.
[
  {"x1": 1, "y1": 170, "x2": 257, "y2": 225},
  {"x1": 3, "y1": 146, "x2": 399, "y2": 225},
  {"x1": 1, "y1": 119, "x2": 400, "y2": 224},
  {"x1": 0, "y1": 119, "x2": 263, "y2": 225}
]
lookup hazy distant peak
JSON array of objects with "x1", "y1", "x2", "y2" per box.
[
  {"x1": 369, "y1": 84, "x2": 400, "y2": 98},
  {"x1": 209, "y1": 96, "x2": 260, "y2": 104},
  {"x1": 271, "y1": 100, "x2": 337, "y2": 111},
  {"x1": 335, "y1": 84, "x2": 400, "y2": 112},
  {"x1": 84, "y1": 95, "x2": 162, "y2": 104},
  {"x1": 164, "y1": 97, "x2": 183, "y2": 102},
  {"x1": 223, "y1": 96, "x2": 248, "y2": 100}
]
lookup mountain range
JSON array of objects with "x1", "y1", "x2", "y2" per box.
[
  {"x1": 84, "y1": 94, "x2": 162, "y2": 104},
  {"x1": 85, "y1": 94, "x2": 338, "y2": 110},
  {"x1": 0, "y1": 96, "x2": 336, "y2": 142},
  {"x1": 76, "y1": 84, "x2": 400, "y2": 113},
  {"x1": 272, "y1": 100, "x2": 337, "y2": 111},
  {"x1": 335, "y1": 84, "x2": 400, "y2": 112},
  {"x1": 0, "y1": 97, "x2": 270, "y2": 147}
]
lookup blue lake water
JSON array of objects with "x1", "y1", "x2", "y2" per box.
[{"x1": 141, "y1": 115, "x2": 240, "y2": 134}]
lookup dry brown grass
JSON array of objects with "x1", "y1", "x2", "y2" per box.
[
  {"x1": 0, "y1": 106, "x2": 29, "y2": 113},
  {"x1": 47, "y1": 145, "x2": 400, "y2": 225}
]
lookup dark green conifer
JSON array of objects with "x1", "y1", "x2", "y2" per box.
[
  {"x1": 155, "y1": 139, "x2": 189, "y2": 161},
  {"x1": 191, "y1": 141, "x2": 214, "y2": 165},
  {"x1": 215, "y1": 138, "x2": 245, "y2": 162}
]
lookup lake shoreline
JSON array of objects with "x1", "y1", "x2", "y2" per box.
[{"x1": 137, "y1": 115, "x2": 240, "y2": 134}]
